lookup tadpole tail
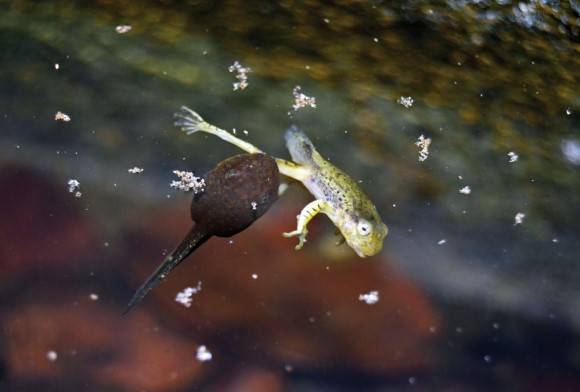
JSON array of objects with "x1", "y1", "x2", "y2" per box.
[{"x1": 123, "y1": 224, "x2": 210, "y2": 315}]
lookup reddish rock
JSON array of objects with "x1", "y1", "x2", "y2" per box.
[
  {"x1": 128, "y1": 198, "x2": 439, "y2": 375},
  {"x1": 2, "y1": 291, "x2": 204, "y2": 391},
  {"x1": 0, "y1": 165, "x2": 93, "y2": 280}
]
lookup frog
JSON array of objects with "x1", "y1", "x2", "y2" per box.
[{"x1": 174, "y1": 106, "x2": 388, "y2": 257}]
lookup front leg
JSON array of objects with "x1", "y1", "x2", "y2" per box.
[{"x1": 283, "y1": 199, "x2": 330, "y2": 250}]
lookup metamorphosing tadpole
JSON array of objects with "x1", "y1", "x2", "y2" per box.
[{"x1": 124, "y1": 153, "x2": 279, "y2": 314}]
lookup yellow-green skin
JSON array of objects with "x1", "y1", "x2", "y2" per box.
[{"x1": 285, "y1": 127, "x2": 388, "y2": 257}]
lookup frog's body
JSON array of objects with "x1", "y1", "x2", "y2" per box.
[{"x1": 175, "y1": 107, "x2": 388, "y2": 257}]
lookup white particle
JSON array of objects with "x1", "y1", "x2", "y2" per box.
[
  {"x1": 415, "y1": 134, "x2": 431, "y2": 162},
  {"x1": 251, "y1": 273, "x2": 258, "y2": 279},
  {"x1": 507, "y1": 151, "x2": 519, "y2": 163},
  {"x1": 358, "y1": 290, "x2": 379, "y2": 305},
  {"x1": 242, "y1": 129, "x2": 249, "y2": 135},
  {"x1": 552, "y1": 238, "x2": 559, "y2": 243},
  {"x1": 54, "y1": 63, "x2": 60, "y2": 70},
  {"x1": 408, "y1": 376, "x2": 416, "y2": 385},
  {"x1": 514, "y1": 212, "x2": 526, "y2": 225},
  {"x1": 228, "y1": 61, "x2": 251, "y2": 91},
  {"x1": 128, "y1": 166, "x2": 144, "y2": 174},
  {"x1": 251, "y1": 201, "x2": 257, "y2": 210},
  {"x1": 565, "y1": 107, "x2": 572, "y2": 115},
  {"x1": 291, "y1": 86, "x2": 317, "y2": 111},
  {"x1": 459, "y1": 185, "x2": 471, "y2": 195},
  {"x1": 46, "y1": 351, "x2": 58, "y2": 362},
  {"x1": 67, "y1": 179, "x2": 81, "y2": 196},
  {"x1": 115, "y1": 25, "x2": 132, "y2": 34},
  {"x1": 483, "y1": 355, "x2": 493, "y2": 363},
  {"x1": 170, "y1": 170, "x2": 205, "y2": 193},
  {"x1": 89, "y1": 293, "x2": 99, "y2": 301},
  {"x1": 196, "y1": 345, "x2": 212, "y2": 362},
  {"x1": 323, "y1": 18, "x2": 330, "y2": 23},
  {"x1": 373, "y1": 37, "x2": 379, "y2": 42},
  {"x1": 175, "y1": 282, "x2": 202, "y2": 308},
  {"x1": 397, "y1": 96, "x2": 414, "y2": 108},
  {"x1": 437, "y1": 239, "x2": 447, "y2": 245},
  {"x1": 55, "y1": 111, "x2": 71, "y2": 122}
]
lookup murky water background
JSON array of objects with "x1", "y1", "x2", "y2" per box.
[{"x1": 1, "y1": 1, "x2": 579, "y2": 391}]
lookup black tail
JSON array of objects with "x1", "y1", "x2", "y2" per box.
[{"x1": 123, "y1": 224, "x2": 210, "y2": 315}]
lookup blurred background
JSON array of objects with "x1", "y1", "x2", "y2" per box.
[{"x1": 1, "y1": 0, "x2": 579, "y2": 391}]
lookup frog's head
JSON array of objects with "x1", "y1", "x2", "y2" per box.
[{"x1": 342, "y1": 212, "x2": 388, "y2": 258}]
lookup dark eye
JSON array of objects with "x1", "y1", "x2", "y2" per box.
[{"x1": 357, "y1": 220, "x2": 372, "y2": 236}]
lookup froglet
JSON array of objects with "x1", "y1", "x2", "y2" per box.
[{"x1": 175, "y1": 107, "x2": 388, "y2": 257}]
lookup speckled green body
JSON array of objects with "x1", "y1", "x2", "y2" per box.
[{"x1": 285, "y1": 127, "x2": 388, "y2": 257}]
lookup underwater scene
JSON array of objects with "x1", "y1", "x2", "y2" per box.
[{"x1": 1, "y1": 1, "x2": 579, "y2": 391}]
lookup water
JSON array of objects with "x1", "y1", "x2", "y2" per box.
[{"x1": 1, "y1": 1, "x2": 579, "y2": 391}]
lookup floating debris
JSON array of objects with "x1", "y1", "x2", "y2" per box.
[
  {"x1": 115, "y1": 25, "x2": 132, "y2": 34},
  {"x1": 358, "y1": 290, "x2": 379, "y2": 305},
  {"x1": 175, "y1": 282, "x2": 202, "y2": 308},
  {"x1": 566, "y1": 108, "x2": 572, "y2": 116},
  {"x1": 397, "y1": 96, "x2": 414, "y2": 108},
  {"x1": 67, "y1": 179, "x2": 82, "y2": 198},
  {"x1": 514, "y1": 212, "x2": 526, "y2": 225},
  {"x1": 55, "y1": 111, "x2": 71, "y2": 122},
  {"x1": 507, "y1": 151, "x2": 519, "y2": 163},
  {"x1": 292, "y1": 86, "x2": 317, "y2": 111},
  {"x1": 89, "y1": 293, "x2": 99, "y2": 301},
  {"x1": 128, "y1": 166, "x2": 144, "y2": 174},
  {"x1": 170, "y1": 170, "x2": 206, "y2": 193},
  {"x1": 415, "y1": 135, "x2": 431, "y2": 162},
  {"x1": 46, "y1": 351, "x2": 58, "y2": 362},
  {"x1": 196, "y1": 345, "x2": 212, "y2": 362},
  {"x1": 228, "y1": 61, "x2": 251, "y2": 91},
  {"x1": 459, "y1": 185, "x2": 471, "y2": 195},
  {"x1": 54, "y1": 63, "x2": 60, "y2": 70},
  {"x1": 437, "y1": 239, "x2": 447, "y2": 245},
  {"x1": 251, "y1": 201, "x2": 257, "y2": 210},
  {"x1": 251, "y1": 273, "x2": 258, "y2": 279}
]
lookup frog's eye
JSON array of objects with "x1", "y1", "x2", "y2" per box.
[{"x1": 357, "y1": 219, "x2": 372, "y2": 236}]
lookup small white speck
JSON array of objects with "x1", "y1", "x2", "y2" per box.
[
  {"x1": 175, "y1": 282, "x2": 202, "y2": 308},
  {"x1": 284, "y1": 364, "x2": 294, "y2": 372},
  {"x1": 437, "y1": 239, "x2": 447, "y2": 245},
  {"x1": 565, "y1": 108, "x2": 572, "y2": 115},
  {"x1": 242, "y1": 129, "x2": 249, "y2": 135},
  {"x1": 415, "y1": 134, "x2": 431, "y2": 162},
  {"x1": 323, "y1": 18, "x2": 330, "y2": 23},
  {"x1": 507, "y1": 151, "x2": 519, "y2": 163},
  {"x1": 291, "y1": 86, "x2": 317, "y2": 111},
  {"x1": 373, "y1": 37, "x2": 379, "y2": 42},
  {"x1": 429, "y1": 326, "x2": 437, "y2": 333},
  {"x1": 397, "y1": 96, "x2": 414, "y2": 108},
  {"x1": 459, "y1": 186, "x2": 471, "y2": 195},
  {"x1": 408, "y1": 376, "x2": 416, "y2": 385},
  {"x1": 228, "y1": 61, "x2": 251, "y2": 91},
  {"x1": 483, "y1": 355, "x2": 493, "y2": 363},
  {"x1": 561, "y1": 139, "x2": 580, "y2": 165},
  {"x1": 514, "y1": 212, "x2": 526, "y2": 225},
  {"x1": 54, "y1": 63, "x2": 60, "y2": 70},
  {"x1": 128, "y1": 166, "x2": 144, "y2": 174},
  {"x1": 196, "y1": 345, "x2": 212, "y2": 362},
  {"x1": 228, "y1": 240, "x2": 235, "y2": 245},
  {"x1": 46, "y1": 351, "x2": 58, "y2": 362},
  {"x1": 358, "y1": 290, "x2": 379, "y2": 305},
  {"x1": 115, "y1": 25, "x2": 132, "y2": 34},
  {"x1": 55, "y1": 111, "x2": 71, "y2": 122},
  {"x1": 89, "y1": 293, "x2": 99, "y2": 301},
  {"x1": 251, "y1": 273, "x2": 258, "y2": 280},
  {"x1": 251, "y1": 201, "x2": 258, "y2": 210},
  {"x1": 67, "y1": 179, "x2": 80, "y2": 196},
  {"x1": 552, "y1": 238, "x2": 559, "y2": 243},
  {"x1": 171, "y1": 170, "x2": 205, "y2": 193}
]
